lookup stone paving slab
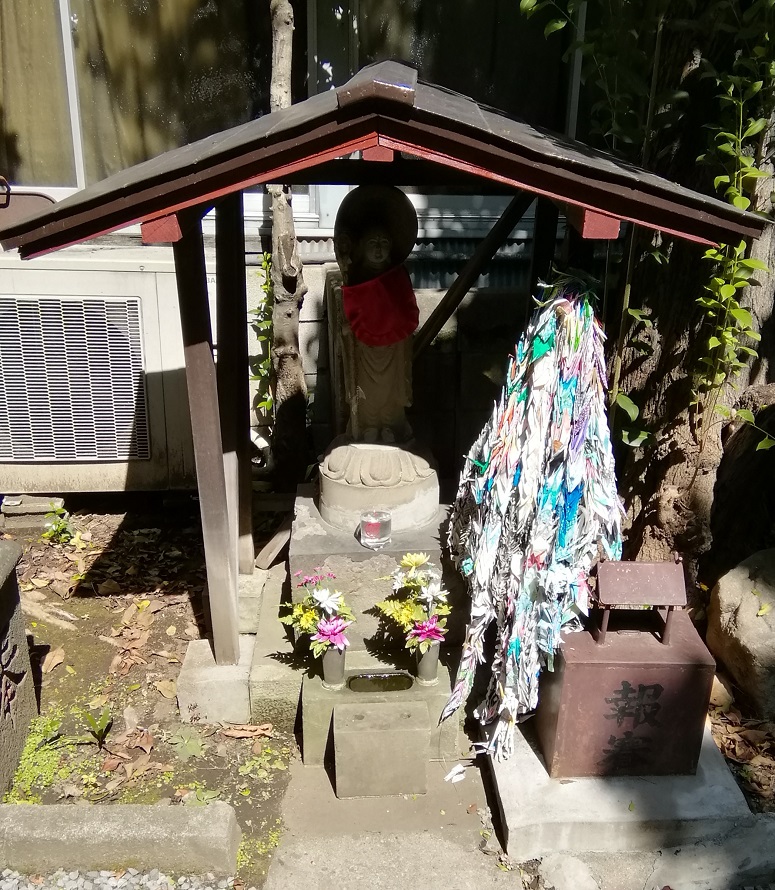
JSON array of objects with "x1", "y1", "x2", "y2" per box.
[{"x1": 0, "y1": 802, "x2": 241, "y2": 875}]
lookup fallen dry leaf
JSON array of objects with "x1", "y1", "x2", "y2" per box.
[
  {"x1": 41, "y1": 646, "x2": 65, "y2": 673},
  {"x1": 154, "y1": 679, "x2": 177, "y2": 699},
  {"x1": 220, "y1": 723, "x2": 273, "y2": 739},
  {"x1": 121, "y1": 604, "x2": 138, "y2": 626},
  {"x1": 165, "y1": 625, "x2": 177, "y2": 637},
  {"x1": 102, "y1": 756, "x2": 122, "y2": 772},
  {"x1": 88, "y1": 694, "x2": 109, "y2": 709},
  {"x1": 99, "y1": 579, "x2": 122, "y2": 595},
  {"x1": 105, "y1": 777, "x2": 125, "y2": 793},
  {"x1": 128, "y1": 729, "x2": 156, "y2": 754},
  {"x1": 251, "y1": 739, "x2": 263, "y2": 756}
]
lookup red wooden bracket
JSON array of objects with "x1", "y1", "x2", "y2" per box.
[
  {"x1": 565, "y1": 205, "x2": 621, "y2": 240},
  {"x1": 141, "y1": 214, "x2": 183, "y2": 244},
  {"x1": 362, "y1": 145, "x2": 394, "y2": 162}
]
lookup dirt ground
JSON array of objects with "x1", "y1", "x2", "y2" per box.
[
  {"x1": 4, "y1": 494, "x2": 289, "y2": 887},
  {"x1": 5, "y1": 493, "x2": 775, "y2": 889}
]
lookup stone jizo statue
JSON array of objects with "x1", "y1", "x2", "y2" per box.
[{"x1": 333, "y1": 186, "x2": 420, "y2": 443}]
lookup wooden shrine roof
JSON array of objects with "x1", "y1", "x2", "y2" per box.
[{"x1": 0, "y1": 60, "x2": 768, "y2": 258}]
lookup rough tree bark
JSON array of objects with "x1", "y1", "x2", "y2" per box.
[
  {"x1": 268, "y1": 0, "x2": 308, "y2": 491},
  {"x1": 615, "y1": 26, "x2": 775, "y2": 592}
]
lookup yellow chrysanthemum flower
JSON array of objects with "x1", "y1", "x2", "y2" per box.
[{"x1": 400, "y1": 552, "x2": 430, "y2": 569}]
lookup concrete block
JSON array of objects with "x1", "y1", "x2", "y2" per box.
[
  {"x1": 334, "y1": 699, "x2": 430, "y2": 798},
  {"x1": 176, "y1": 635, "x2": 255, "y2": 724},
  {"x1": 301, "y1": 649, "x2": 459, "y2": 765},
  {"x1": 0, "y1": 801, "x2": 240, "y2": 875},
  {"x1": 490, "y1": 723, "x2": 753, "y2": 859},
  {"x1": 0, "y1": 541, "x2": 36, "y2": 795},
  {"x1": 238, "y1": 569, "x2": 268, "y2": 634},
  {"x1": 1, "y1": 495, "x2": 64, "y2": 515},
  {"x1": 249, "y1": 563, "x2": 301, "y2": 730}
]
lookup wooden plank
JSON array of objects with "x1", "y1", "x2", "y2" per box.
[
  {"x1": 565, "y1": 204, "x2": 621, "y2": 239},
  {"x1": 141, "y1": 214, "x2": 182, "y2": 244},
  {"x1": 413, "y1": 191, "x2": 534, "y2": 360},
  {"x1": 255, "y1": 514, "x2": 293, "y2": 570},
  {"x1": 173, "y1": 221, "x2": 240, "y2": 666},
  {"x1": 215, "y1": 193, "x2": 254, "y2": 577}
]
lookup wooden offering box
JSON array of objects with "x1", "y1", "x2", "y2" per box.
[{"x1": 535, "y1": 561, "x2": 715, "y2": 778}]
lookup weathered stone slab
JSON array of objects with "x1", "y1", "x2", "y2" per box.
[
  {"x1": 248, "y1": 562, "x2": 302, "y2": 731},
  {"x1": 301, "y1": 649, "x2": 459, "y2": 765},
  {"x1": 707, "y1": 548, "x2": 775, "y2": 719},
  {"x1": 334, "y1": 699, "x2": 430, "y2": 798},
  {"x1": 238, "y1": 569, "x2": 268, "y2": 633},
  {"x1": 0, "y1": 540, "x2": 36, "y2": 794},
  {"x1": 289, "y1": 488, "x2": 468, "y2": 649},
  {"x1": 0, "y1": 801, "x2": 240, "y2": 874},
  {"x1": 1, "y1": 495, "x2": 64, "y2": 515}
]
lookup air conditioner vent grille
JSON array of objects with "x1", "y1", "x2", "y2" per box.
[{"x1": 0, "y1": 295, "x2": 150, "y2": 461}]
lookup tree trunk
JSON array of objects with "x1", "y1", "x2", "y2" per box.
[
  {"x1": 269, "y1": 0, "x2": 308, "y2": 491},
  {"x1": 615, "y1": 28, "x2": 775, "y2": 594}
]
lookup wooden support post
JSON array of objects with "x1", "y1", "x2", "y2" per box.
[
  {"x1": 528, "y1": 198, "x2": 560, "y2": 298},
  {"x1": 173, "y1": 221, "x2": 240, "y2": 666},
  {"x1": 215, "y1": 193, "x2": 254, "y2": 576},
  {"x1": 412, "y1": 192, "x2": 534, "y2": 360}
]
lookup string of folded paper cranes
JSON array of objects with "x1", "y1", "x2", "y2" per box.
[{"x1": 440, "y1": 281, "x2": 624, "y2": 761}]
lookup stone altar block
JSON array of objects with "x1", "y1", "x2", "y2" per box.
[
  {"x1": 301, "y1": 649, "x2": 459, "y2": 765},
  {"x1": 0, "y1": 540, "x2": 36, "y2": 794},
  {"x1": 289, "y1": 487, "x2": 468, "y2": 650}
]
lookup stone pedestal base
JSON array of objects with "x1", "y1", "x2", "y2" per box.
[
  {"x1": 301, "y1": 649, "x2": 459, "y2": 766},
  {"x1": 319, "y1": 439, "x2": 439, "y2": 533},
  {"x1": 176, "y1": 636, "x2": 255, "y2": 724}
]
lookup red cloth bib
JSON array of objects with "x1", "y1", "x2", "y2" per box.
[{"x1": 342, "y1": 264, "x2": 419, "y2": 347}]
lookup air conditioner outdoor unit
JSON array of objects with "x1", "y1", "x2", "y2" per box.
[{"x1": 0, "y1": 246, "x2": 198, "y2": 492}]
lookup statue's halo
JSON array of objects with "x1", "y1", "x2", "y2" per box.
[{"x1": 334, "y1": 185, "x2": 418, "y2": 268}]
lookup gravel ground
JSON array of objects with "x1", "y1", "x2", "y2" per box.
[{"x1": 0, "y1": 871, "x2": 252, "y2": 890}]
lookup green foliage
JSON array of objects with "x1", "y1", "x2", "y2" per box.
[
  {"x1": 81, "y1": 706, "x2": 113, "y2": 750},
  {"x1": 41, "y1": 505, "x2": 73, "y2": 544},
  {"x1": 520, "y1": 0, "x2": 775, "y2": 453},
  {"x1": 694, "y1": 241, "x2": 765, "y2": 403},
  {"x1": 249, "y1": 253, "x2": 274, "y2": 418},
  {"x1": 168, "y1": 726, "x2": 207, "y2": 762}
]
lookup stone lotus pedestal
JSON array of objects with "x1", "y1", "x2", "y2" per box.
[
  {"x1": 319, "y1": 438, "x2": 439, "y2": 533},
  {"x1": 0, "y1": 540, "x2": 36, "y2": 794}
]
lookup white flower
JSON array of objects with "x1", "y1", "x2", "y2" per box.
[
  {"x1": 312, "y1": 587, "x2": 343, "y2": 615},
  {"x1": 417, "y1": 579, "x2": 447, "y2": 607}
]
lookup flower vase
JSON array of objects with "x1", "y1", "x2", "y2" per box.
[
  {"x1": 321, "y1": 646, "x2": 346, "y2": 690},
  {"x1": 415, "y1": 642, "x2": 440, "y2": 686}
]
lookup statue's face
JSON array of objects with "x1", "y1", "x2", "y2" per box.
[{"x1": 362, "y1": 227, "x2": 392, "y2": 273}]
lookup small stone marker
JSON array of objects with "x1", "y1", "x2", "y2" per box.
[
  {"x1": 0, "y1": 540, "x2": 36, "y2": 793},
  {"x1": 333, "y1": 699, "x2": 430, "y2": 798}
]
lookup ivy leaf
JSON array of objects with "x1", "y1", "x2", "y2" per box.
[
  {"x1": 519, "y1": 0, "x2": 538, "y2": 10},
  {"x1": 544, "y1": 18, "x2": 567, "y2": 37},
  {"x1": 757, "y1": 437, "x2": 775, "y2": 451},
  {"x1": 740, "y1": 257, "x2": 769, "y2": 272},
  {"x1": 732, "y1": 194, "x2": 751, "y2": 211},
  {"x1": 615, "y1": 393, "x2": 639, "y2": 422},
  {"x1": 708, "y1": 336, "x2": 721, "y2": 349},
  {"x1": 714, "y1": 405, "x2": 732, "y2": 418},
  {"x1": 736, "y1": 408, "x2": 756, "y2": 424},
  {"x1": 621, "y1": 429, "x2": 649, "y2": 447},
  {"x1": 731, "y1": 307, "x2": 753, "y2": 328}
]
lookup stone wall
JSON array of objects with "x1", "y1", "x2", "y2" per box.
[{"x1": 0, "y1": 540, "x2": 36, "y2": 794}]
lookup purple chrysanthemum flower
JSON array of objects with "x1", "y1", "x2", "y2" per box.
[
  {"x1": 312, "y1": 616, "x2": 351, "y2": 651},
  {"x1": 408, "y1": 614, "x2": 445, "y2": 643}
]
